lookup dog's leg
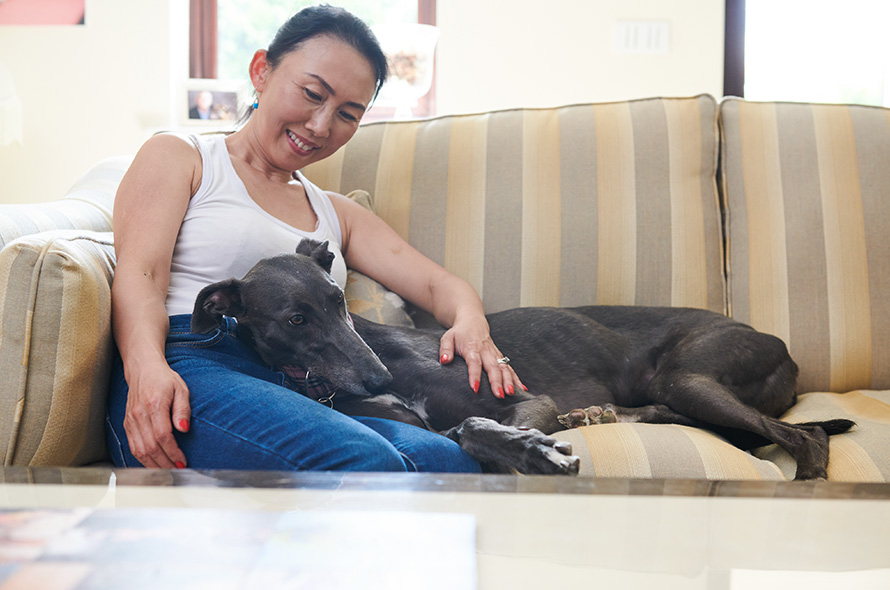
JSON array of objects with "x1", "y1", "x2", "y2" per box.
[
  {"x1": 649, "y1": 372, "x2": 837, "y2": 480},
  {"x1": 442, "y1": 417, "x2": 580, "y2": 475}
]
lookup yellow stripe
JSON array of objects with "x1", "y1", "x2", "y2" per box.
[
  {"x1": 520, "y1": 110, "x2": 562, "y2": 306},
  {"x1": 580, "y1": 424, "x2": 653, "y2": 478},
  {"x1": 665, "y1": 99, "x2": 708, "y2": 308},
  {"x1": 812, "y1": 105, "x2": 873, "y2": 391},
  {"x1": 684, "y1": 426, "x2": 764, "y2": 480},
  {"x1": 738, "y1": 102, "x2": 791, "y2": 344},
  {"x1": 373, "y1": 123, "x2": 419, "y2": 239},
  {"x1": 444, "y1": 116, "x2": 488, "y2": 293},
  {"x1": 302, "y1": 145, "x2": 345, "y2": 194},
  {"x1": 826, "y1": 437, "x2": 884, "y2": 482},
  {"x1": 594, "y1": 102, "x2": 637, "y2": 304}
]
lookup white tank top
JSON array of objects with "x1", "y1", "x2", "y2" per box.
[{"x1": 164, "y1": 133, "x2": 348, "y2": 316}]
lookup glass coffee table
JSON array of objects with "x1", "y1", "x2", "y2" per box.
[{"x1": 2, "y1": 468, "x2": 889, "y2": 589}]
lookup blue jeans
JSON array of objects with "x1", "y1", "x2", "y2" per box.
[{"x1": 105, "y1": 315, "x2": 480, "y2": 473}]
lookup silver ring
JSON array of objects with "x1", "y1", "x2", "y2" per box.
[{"x1": 497, "y1": 356, "x2": 511, "y2": 365}]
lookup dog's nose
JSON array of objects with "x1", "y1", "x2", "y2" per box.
[{"x1": 364, "y1": 369, "x2": 392, "y2": 394}]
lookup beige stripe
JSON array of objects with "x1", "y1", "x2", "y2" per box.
[
  {"x1": 520, "y1": 110, "x2": 562, "y2": 306},
  {"x1": 444, "y1": 116, "x2": 489, "y2": 293},
  {"x1": 664, "y1": 99, "x2": 708, "y2": 308},
  {"x1": 372, "y1": 123, "x2": 419, "y2": 239},
  {"x1": 857, "y1": 108, "x2": 890, "y2": 389},
  {"x1": 556, "y1": 104, "x2": 599, "y2": 307},
  {"x1": 738, "y1": 102, "x2": 791, "y2": 344},
  {"x1": 812, "y1": 105, "x2": 873, "y2": 391},
  {"x1": 580, "y1": 424, "x2": 653, "y2": 478},
  {"x1": 594, "y1": 103, "x2": 637, "y2": 304}
]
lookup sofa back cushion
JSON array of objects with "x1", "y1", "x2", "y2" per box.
[
  {"x1": 303, "y1": 95, "x2": 725, "y2": 314},
  {"x1": 720, "y1": 99, "x2": 890, "y2": 392}
]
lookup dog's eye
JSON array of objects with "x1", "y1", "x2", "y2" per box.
[
  {"x1": 337, "y1": 292, "x2": 344, "y2": 304},
  {"x1": 288, "y1": 314, "x2": 304, "y2": 326}
]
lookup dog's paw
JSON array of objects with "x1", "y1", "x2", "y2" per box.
[
  {"x1": 522, "y1": 430, "x2": 580, "y2": 475},
  {"x1": 557, "y1": 405, "x2": 618, "y2": 428}
]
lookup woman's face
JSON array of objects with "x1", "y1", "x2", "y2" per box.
[{"x1": 249, "y1": 34, "x2": 377, "y2": 170}]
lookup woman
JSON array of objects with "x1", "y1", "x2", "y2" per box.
[{"x1": 106, "y1": 5, "x2": 522, "y2": 472}]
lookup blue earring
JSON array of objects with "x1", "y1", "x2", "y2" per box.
[{"x1": 252, "y1": 99, "x2": 259, "y2": 110}]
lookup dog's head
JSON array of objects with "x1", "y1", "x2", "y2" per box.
[{"x1": 191, "y1": 239, "x2": 392, "y2": 396}]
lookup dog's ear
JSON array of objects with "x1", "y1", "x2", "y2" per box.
[
  {"x1": 295, "y1": 239, "x2": 335, "y2": 274},
  {"x1": 191, "y1": 279, "x2": 245, "y2": 333}
]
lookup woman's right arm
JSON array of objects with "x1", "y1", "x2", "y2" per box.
[{"x1": 112, "y1": 133, "x2": 201, "y2": 469}]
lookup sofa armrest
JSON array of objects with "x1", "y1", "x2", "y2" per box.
[
  {"x1": 0, "y1": 230, "x2": 116, "y2": 466},
  {"x1": 0, "y1": 155, "x2": 131, "y2": 250}
]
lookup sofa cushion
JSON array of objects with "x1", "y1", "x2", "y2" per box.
[
  {"x1": 0, "y1": 230, "x2": 115, "y2": 466},
  {"x1": 752, "y1": 390, "x2": 890, "y2": 482},
  {"x1": 552, "y1": 423, "x2": 785, "y2": 480},
  {"x1": 304, "y1": 95, "x2": 725, "y2": 314},
  {"x1": 345, "y1": 270, "x2": 413, "y2": 327},
  {"x1": 340, "y1": 189, "x2": 414, "y2": 327},
  {"x1": 720, "y1": 99, "x2": 890, "y2": 392}
]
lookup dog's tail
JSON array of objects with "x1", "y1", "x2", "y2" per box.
[
  {"x1": 795, "y1": 418, "x2": 856, "y2": 436},
  {"x1": 728, "y1": 418, "x2": 855, "y2": 450}
]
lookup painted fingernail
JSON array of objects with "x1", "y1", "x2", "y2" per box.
[
  {"x1": 179, "y1": 419, "x2": 190, "y2": 432},
  {"x1": 175, "y1": 461, "x2": 186, "y2": 469},
  {"x1": 440, "y1": 354, "x2": 449, "y2": 364},
  {"x1": 497, "y1": 387, "x2": 504, "y2": 398},
  {"x1": 472, "y1": 381, "x2": 480, "y2": 394},
  {"x1": 521, "y1": 384, "x2": 529, "y2": 392},
  {"x1": 508, "y1": 384, "x2": 515, "y2": 396}
]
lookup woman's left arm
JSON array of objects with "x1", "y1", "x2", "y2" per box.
[{"x1": 331, "y1": 192, "x2": 524, "y2": 398}]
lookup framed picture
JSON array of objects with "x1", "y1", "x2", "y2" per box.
[
  {"x1": 0, "y1": 0, "x2": 85, "y2": 25},
  {"x1": 180, "y1": 79, "x2": 249, "y2": 127}
]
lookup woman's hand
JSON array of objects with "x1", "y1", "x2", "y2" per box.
[
  {"x1": 439, "y1": 314, "x2": 526, "y2": 399},
  {"x1": 122, "y1": 360, "x2": 192, "y2": 469}
]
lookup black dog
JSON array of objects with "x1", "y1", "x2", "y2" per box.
[{"x1": 191, "y1": 240, "x2": 853, "y2": 479}]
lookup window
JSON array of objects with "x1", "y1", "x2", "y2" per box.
[
  {"x1": 190, "y1": 0, "x2": 437, "y2": 119},
  {"x1": 724, "y1": 0, "x2": 890, "y2": 106}
]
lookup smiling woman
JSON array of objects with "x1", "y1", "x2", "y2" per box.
[{"x1": 106, "y1": 5, "x2": 517, "y2": 476}]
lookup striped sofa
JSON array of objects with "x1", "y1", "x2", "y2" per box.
[{"x1": 1, "y1": 95, "x2": 887, "y2": 481}]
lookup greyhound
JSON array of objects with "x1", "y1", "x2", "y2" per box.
[{"x1": 191, "y1": 240, "x2": 854, "y2": 479}]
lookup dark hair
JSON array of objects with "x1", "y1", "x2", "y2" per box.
[{"x1": 266, "y1": 4, "x2": 388, "y2": 101}]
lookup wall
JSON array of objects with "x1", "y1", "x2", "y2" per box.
[
  {"x1": 0, "y1": 0, "x2": 723, "y2": 205},
  {"x1": 436, "y1": 0, "x2": 725, "y2": 114},
  {"x1": 0, "y1": 0, "x2": 187, "y2": 205}
]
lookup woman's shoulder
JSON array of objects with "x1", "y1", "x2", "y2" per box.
[
  {"x1": 126, "y1": 133, "x2": 205, "y2": 198},
  {"x1": 137, "y1": 132, "x2": 202, "y2": 162}
]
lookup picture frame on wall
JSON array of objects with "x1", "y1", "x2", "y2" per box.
[
  {"x1": 0, "y1": 0, "x2": 85, "y2": 25},
  {"x1": 180, "y1": 79, "x2": 249, "y2": 128}
]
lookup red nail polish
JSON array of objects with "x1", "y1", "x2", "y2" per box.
[
  {"x1": 508, "y1": 384, "x2": 515, "y2": 396},
  {"x1": 497, "y1": 387, "x2": 504, "y2": 398},
  {"x1": 175, "y1": 461, "x2": 185, "y2": 469},
  {"x1": 179, "y1": 419, "x2": 190, "y2": 431},
  {"x1": 472, "y1": 381, "x2": 480, "y2": 394},
  {"x1": 440, "y1": 354, "x2": 448, "y2": 364},
  {"x1": 521, "y1": 384, "x2": 529, "y2": 392}
]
